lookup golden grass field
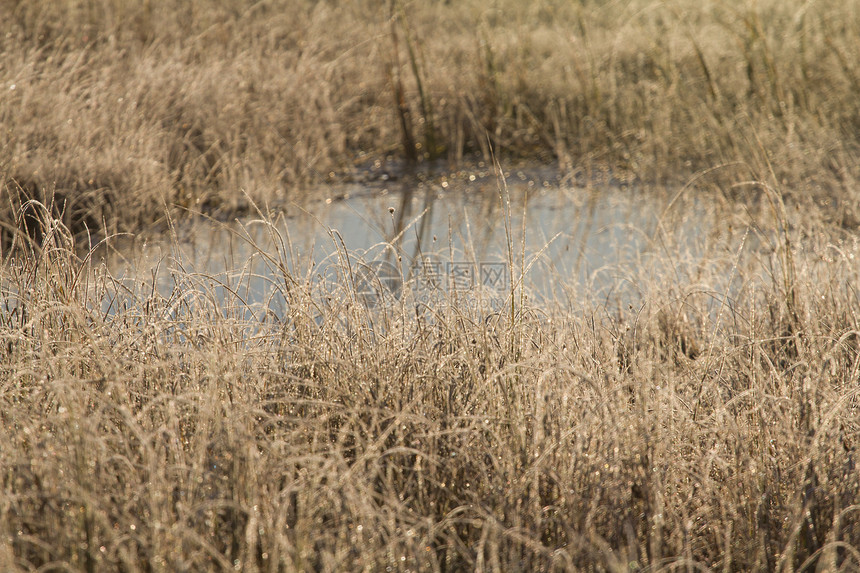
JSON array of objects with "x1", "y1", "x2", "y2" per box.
[
  {"x1": 2, "y1": 0, "x2": 860, "y2": 235},
  {"x1": 2, "y1": 0, "x2": 860, "y2": 571}
]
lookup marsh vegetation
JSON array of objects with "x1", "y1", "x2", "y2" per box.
[
  {"x1": 2, "y1": 0, "x2": 860, "y2": 235},
  {"x1": 2, "y1": 0, "x2": 860, "y2": 571}
]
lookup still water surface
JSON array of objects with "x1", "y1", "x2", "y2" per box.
[{"x1": 106, "y1": 176, "x2": 733, "y2": 320}]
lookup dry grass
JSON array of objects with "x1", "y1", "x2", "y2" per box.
[
  {"x1": 1, "y1": 186, "x2": 859, "y2": 571},
  {"x1": 3, "y1": 1, "x2": 860, "y2": 570},
  {"x1": 2, "y1": 0, "x2": 860, "y2": 240}
]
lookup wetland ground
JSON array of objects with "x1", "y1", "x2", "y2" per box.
[{"x1": 2, "y1": 1, "x2": 860, "y2": 571}]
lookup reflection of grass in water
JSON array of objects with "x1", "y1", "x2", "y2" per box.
[
  {"x1": 3, "y1": 196, "x2": 859, "y2": 571},
  {"x1": 2, "y1": 0, "x2": 860, "y2": 241}
]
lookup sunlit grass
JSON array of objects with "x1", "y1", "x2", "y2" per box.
[
  {"x1": 2, "y1": 0, "x2": 860, "y2": 569},
  {"x1": 2, "y1": 185, "x2": 860, "y2": 570},
  {"x1": 2, "y1": 0, "x2": 860, "y2": 240}
]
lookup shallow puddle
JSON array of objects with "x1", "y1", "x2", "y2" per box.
[{"x1": 104, "y1": 174, "x2": 738, "y2": 321}]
